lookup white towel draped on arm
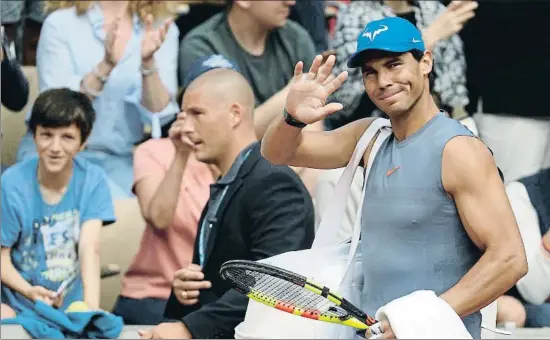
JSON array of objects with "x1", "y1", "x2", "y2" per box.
[{"x1": 374, "y1": 290, "x2": 473, "y2": 339}]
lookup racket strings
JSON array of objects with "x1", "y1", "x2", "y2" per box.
[{"x1": 228, "y1": 268, "x2": 348, "y2": 318}]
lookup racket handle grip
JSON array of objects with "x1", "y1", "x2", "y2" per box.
[
  {"x1": 369, "y1": 322, "x2": 383, "y2": 336},
  {"x1": 355, "y1": 321, "x2": 383, "y2": 338}
]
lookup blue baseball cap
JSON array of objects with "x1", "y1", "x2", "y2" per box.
[
  {"x1": 183, "y1": 54, "x2": 241, "y2": 89},
  {"x1": 347, "y1": 17, "x2": 425, "y2": 68}
]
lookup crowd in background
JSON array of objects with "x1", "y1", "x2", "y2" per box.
[{"x1": 1, "y1": 0, "x2": 549, "y2": 338}]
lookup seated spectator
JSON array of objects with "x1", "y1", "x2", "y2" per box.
[
  {"x1": 326, "y1": 0, "x2": 476, "y2": 130},
  {"x1": 1, "y1": 88, "x2": 115, "y2": 319},
  {"x1": 179, "y1": 0, "x2": 324, "y2": 194},
  {"x1": 175, "y1": 0, "x2": 327, "y2": 54},
  {"x1": 1, "y1": 26, "x2": 29, "y2": 112},
  {"x1": 497, "y1": 168, "x2": 550, "y2": 328},
  {"x1": 178, "y1": 0, "x2": 316, "y2": 139},
  {"x1": 16, "y1": 0, "x2": 180, "y2": 199},
  {"x1": 138, "y1": 56, "x2": 315, "y2": 339},
  {"x1": 174, "y1": 0, "x2": 225, "y2": 42},
  {"x1": 112, "y1": 107, "x2": 216, "y2": 324}
]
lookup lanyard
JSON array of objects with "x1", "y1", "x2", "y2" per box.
[
  {"x1": 198, "y1": 185, "x2": 229, "y2": 267},
  {"x1": 198, "y1": 148, "x2": 253, "y2": 267}
]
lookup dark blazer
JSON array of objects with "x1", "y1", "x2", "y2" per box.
[{"x1": 164, "y1": 142, "x2": 315, "y2": 339}]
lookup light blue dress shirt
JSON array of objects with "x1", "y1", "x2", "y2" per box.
[{"x1": 17, "y1": 4, "x2": 180, "y2": 199}]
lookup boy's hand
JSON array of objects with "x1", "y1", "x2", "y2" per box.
[
  {"x1": 52, "y1": 293, "x2": 64, "y2": 308},
  {"x1": 25, "y1": 285, "x2": 57, "y2": 304}
]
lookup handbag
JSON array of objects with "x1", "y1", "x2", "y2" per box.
[{"x1": 234, "y1": 118, "x2": 392, "y2": 339}]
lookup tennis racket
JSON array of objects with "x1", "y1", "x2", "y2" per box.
[{"x1": 220, "y1": 259, "x2": 383, "y2": 337}]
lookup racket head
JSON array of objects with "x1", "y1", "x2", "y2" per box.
[{"x1": 220, "y1": 260, "x2": 377, "y2": 329}]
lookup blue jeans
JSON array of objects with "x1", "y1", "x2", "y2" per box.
[
  {"x1": 507, "y1": 285, "x2": 550, "y2": 328},
  {"x1": 524, "y1": 302, "x2": 550, "y2": 328},
  {"x1": 112, "y1": 296, "x2": 172, "y2": 326}
]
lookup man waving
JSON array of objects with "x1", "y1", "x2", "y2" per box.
[{"x1": 262, "y1": 17, "x2": 527, "y2": 338}]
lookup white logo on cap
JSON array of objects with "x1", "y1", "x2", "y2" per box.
[
  {"x1": 412, "y1": 38, "x2": 421, "y2": 43},
  {"x1": 202, "y1": 55, "x2": 233, "y2": 69},
  {"x1": 362, "y1": 25, "x2": 388, "y2": 41}
]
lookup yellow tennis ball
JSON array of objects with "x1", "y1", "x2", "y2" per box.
[{"x1": 66, "y1": 301, "x2": 90, "y2": 312}]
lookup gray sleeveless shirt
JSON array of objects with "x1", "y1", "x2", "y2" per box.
[{"x1": 361, "y1": 112, "x2": 482, "y2": 338}]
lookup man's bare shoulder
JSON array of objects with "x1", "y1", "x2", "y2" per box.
[{"x1": 441, "y1": 136, "x2": 498, "y2": 194}]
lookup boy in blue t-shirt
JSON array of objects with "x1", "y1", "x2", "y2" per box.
[{"x1": 1, "y1": 88, "x2": 116, "y2": 319}]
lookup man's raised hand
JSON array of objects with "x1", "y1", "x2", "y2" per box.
[
  {"x1": 285, "y1": 54, "x2": 348, "y2": 125},
  {"x1": 168, "y1": 112, "x2": 195, "y2": 156}
]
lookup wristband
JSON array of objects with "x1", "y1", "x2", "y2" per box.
[
  {"x1": 92, "y1": 67, "x2": 108, "y2": 83},
  {"x1": 80, "y1": 79, "x2": 102, "y2": 98},
  {"x1": 283, "y1": 109, "x2": 307, "y2": 128},
  {"x1": 140, "y1": 63, "x2": 158, "y2": 76}
]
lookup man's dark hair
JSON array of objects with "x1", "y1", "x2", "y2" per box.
[
  {"x1": 28, "y1": 88, "x2": 96, "y2": 143},
  {"x1": 360, "y1": 49, "x2": 435, "y2": 92},
  {"x1": 409, "y1": 49, "x2": 435, "y2": 92}
]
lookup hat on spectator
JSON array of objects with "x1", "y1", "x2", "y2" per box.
[
  {"x1": 347, "y1": 16, "x2": 425, "y2": 68},
  {"x1": 182, "y1": 54, "x2": 241, "y2": 89}
]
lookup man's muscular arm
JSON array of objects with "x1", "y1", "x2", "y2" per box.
[
  {"x1": 261, "y1": 55, "x2": 371, "y2": 169},
  {"x1": 261, "y1": 116, "x2": 372, "y2": 169},
  {"x1": 439, "y1": 136, "x2": 528, "y2": 318}
]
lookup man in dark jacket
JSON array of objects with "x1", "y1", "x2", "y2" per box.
[{"x1": 138, "y1": 55, "x2": 315, "y2": 339}]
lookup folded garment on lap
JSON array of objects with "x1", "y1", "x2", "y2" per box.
[{"x1": 1, "y1": 301, "x2": 123, "y2": 339}]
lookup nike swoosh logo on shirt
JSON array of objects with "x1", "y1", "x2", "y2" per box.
[{"x1": 386, "y1": 166, "x2": 401, "y2": 176}]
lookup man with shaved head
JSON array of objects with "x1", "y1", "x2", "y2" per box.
[{"x1": 138, "y1": 55, "x2": 315, "y2": 339}]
